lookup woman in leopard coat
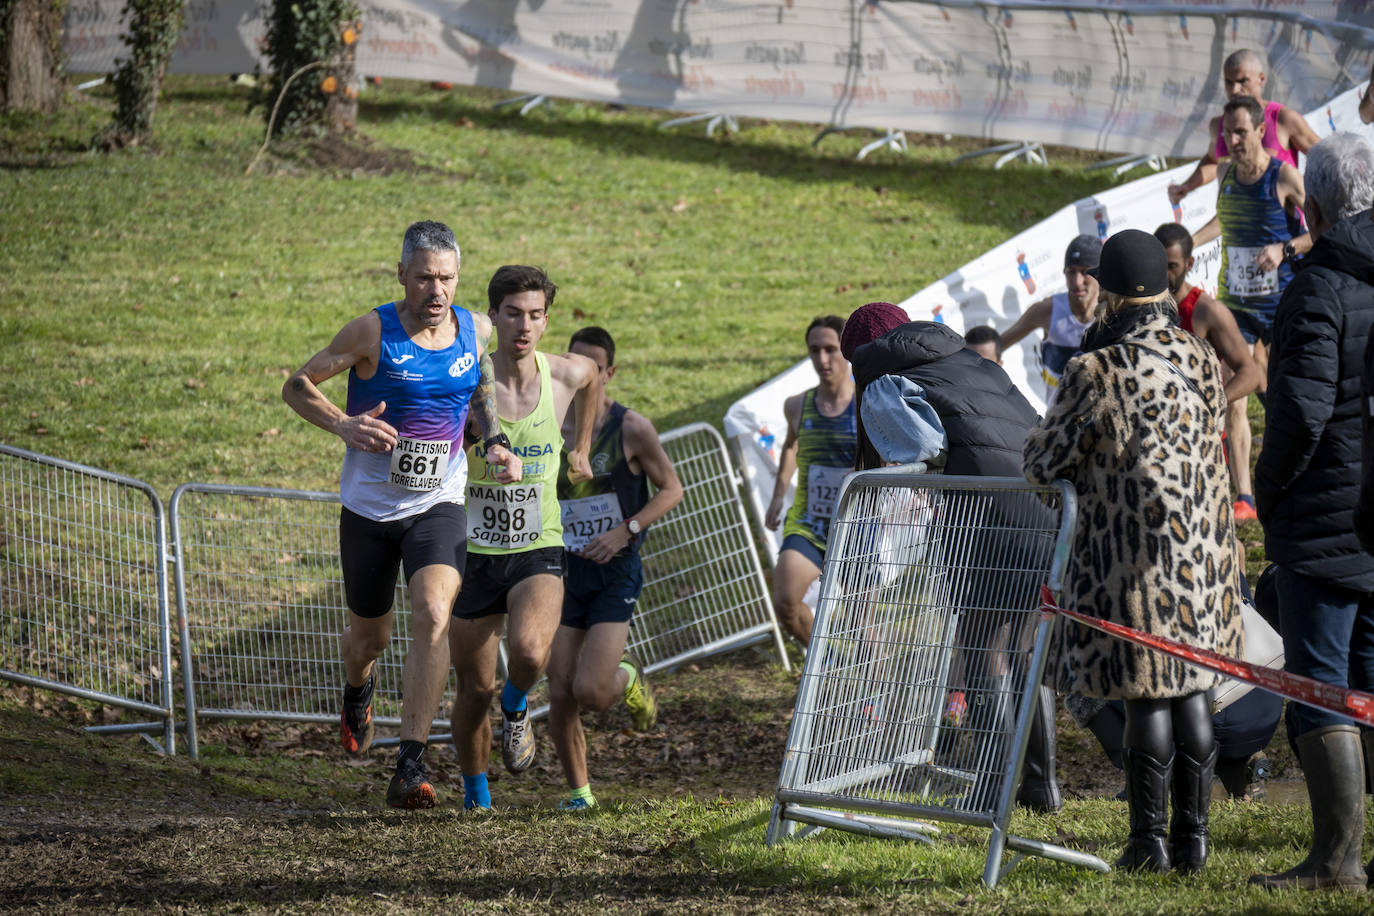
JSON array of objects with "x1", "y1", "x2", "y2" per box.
[{"x1": 1023, "y1": 229, "x2": 1244, "y2": 876}]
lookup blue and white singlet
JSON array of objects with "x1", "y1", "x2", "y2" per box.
[{"x1": 339, "y1": 303, "x2": 481, "y2": 522}]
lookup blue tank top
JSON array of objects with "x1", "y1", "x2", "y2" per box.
[
  {"x1": 339, "y1": 303, "x2": 481, "y2": 522},
  {"x1": 1217, "y1": 158, "x2": 1302, "y2": 320}
]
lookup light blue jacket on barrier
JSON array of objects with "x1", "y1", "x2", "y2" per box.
[{"x1": 859, "y1": 374, "x2": 948, "y2": 468}]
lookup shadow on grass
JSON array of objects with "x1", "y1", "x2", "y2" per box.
[{"x1": 346, "y1": 89, "x2": 1105, "y2": 235}]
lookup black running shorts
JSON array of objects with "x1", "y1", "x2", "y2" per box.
[
  {"x1": 339, "y1": 502, "x2": 468, "y2": 619},
  {"x1": 451, "y1": 546, "x2": 566, "y2": 619}
]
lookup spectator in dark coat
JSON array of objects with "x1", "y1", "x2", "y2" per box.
[
  {"x1": 1251, "y1": 132, "x2": 1374, "y2": 893},
  {"x1": 841, "y1": 306, "x2": 1061, "y2": 814}
]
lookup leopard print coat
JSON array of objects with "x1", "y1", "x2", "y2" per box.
[{"x1": 1022, "y1": 311, "x2": 1244, "y2": 699}]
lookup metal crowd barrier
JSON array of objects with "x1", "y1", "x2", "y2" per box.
[
  {"x1": 0, "y1": 445, "x2": 178, "y2": 753},
  {"x1": 626, "y1": 422, "x2": 788, "y2": 675},
  {"x1": 169, "y1": 483, "x2": 422, "y2": 759},
  {"x1": 170, "y1": 422, "x2": 785, "y2": 755},
  {"x1": 767, "y1": 469, "x2": 1109, "y2": 887}
]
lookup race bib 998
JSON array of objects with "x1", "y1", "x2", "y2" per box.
[{"x1": 467, "y1": 482, "x2": 543, "y2": 549}]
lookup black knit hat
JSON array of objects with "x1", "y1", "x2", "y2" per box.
[{"x1": 1097, "y1": 228, "x2": 1169, "y2": 297}]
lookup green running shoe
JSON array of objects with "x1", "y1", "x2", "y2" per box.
[{"x1": 622, "y1": 655, "x2": 657, "y2": 731}]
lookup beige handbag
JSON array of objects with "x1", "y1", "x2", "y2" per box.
[{"x1": 1210, "y1": 599, "x2": 1285, "y2": 714}]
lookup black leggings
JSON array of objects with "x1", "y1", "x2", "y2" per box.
[{"x1": 1122, "y1": 692, "x2": 1213, "y2": 761}]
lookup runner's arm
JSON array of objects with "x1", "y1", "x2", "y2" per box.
[
  {"x1": 766, "y1": 394, "x2": 804, "y2": 530},
  {"x1": 1195, "y1": 296, "x2": 1261, "y2": 403},
  {"x1": 1255, "y1": 163, "x2": 1310, "y2": 272},
  {"x1": 282, "y1": 313, "x2": 398, "y2": 453},
  {"x1": 560, "y1": 351, "x2": 602, "y2": 484},
  {"x1": 1277, "y1": 106, "x2": 1320, "y2": 154},
  {"x1": 996, "y1": 299, "x2": 1052, "y2": 353},
  {"x1": 578, "y1": 412, "x2": 685, "y2": 565},
  {"x1": 1192, "y1": 215, "x2": 1220, "y2": 248},
  {"x1": 468, "y1": 313, "x2": 521, "y2": 483},
  {"x1": 1168, "y1": 119, "x2": 1221, "y2": 205}
]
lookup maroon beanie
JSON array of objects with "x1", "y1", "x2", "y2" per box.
[{"x1": 840, "y1": 301, "x2": 909, "y2": 360}]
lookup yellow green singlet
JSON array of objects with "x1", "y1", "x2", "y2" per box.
[{"x1": 465, "y1": 352, "x2": 564, "y2": 554}]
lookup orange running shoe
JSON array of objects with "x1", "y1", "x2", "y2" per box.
[
  {"x1": 1233, "y1": 500, "x2": 1258, "y2": 522},
  {"x1": 340, "y1": 668, "x2": 375, "y2": 755},
  {"x1": 386, "y1": 756, "x2": 437, "y2": 809}
]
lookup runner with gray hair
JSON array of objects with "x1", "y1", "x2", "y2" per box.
[
  {"x1": 1252, "y1": 131, "x2": 1374, "y2": 892},
  {"x1": 282, "y1": 220, "x2": 520, "y2": 810},
  {"x1": 400, "y1": 220, "x2": 460, "y2": 269}
]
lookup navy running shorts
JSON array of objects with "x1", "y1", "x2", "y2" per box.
[
  {"x1": 561, "y1": 551, "x2": 644, "y2": 629},
  {"x1": 339, "y1": 502, "x2": 467, "y2": 619},
  {"x1": 451, "y1": 546, "x2": 566, "y2": 619},
  {"x1": 780, "y1": 532, "x2": 825, "y2": 569}
]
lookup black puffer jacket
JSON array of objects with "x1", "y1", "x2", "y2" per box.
[
  {"x1": 849, "y1": 320, "x2": 1039, "y2": 474},
  {"x1": 851, "y1": 321, "x2": 1046, "y2": 649},
  {"x1": 1256, "y1": 211, "x2": 1374, "y2": 592},
  {"x1": 1360, "y1": 334, "x2": 1374, "y2": 555}
]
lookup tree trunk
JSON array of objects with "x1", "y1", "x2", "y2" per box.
[
  {"x1": 323, "y1": 18, "x2": 359, "y2": 134},
  {"x1": 2, "y1": 0, "x2": 65, "y2": 112}
]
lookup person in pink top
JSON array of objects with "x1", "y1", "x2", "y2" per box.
[{"x1": 1168, "y1": 49, "x2": 1320, "y2": 207}]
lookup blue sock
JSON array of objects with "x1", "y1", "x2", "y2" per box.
[
  {"x1": 501, "y1": 680, "x2": 528, "y2": 714},
  {"x1": 463, "y1": 772, "x2": 491, "y2": 809}
]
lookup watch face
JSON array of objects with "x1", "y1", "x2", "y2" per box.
[{"x1": 627, "y1": 519, "x2": 642, "y2": 535}]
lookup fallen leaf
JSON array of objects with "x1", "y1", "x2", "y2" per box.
[
  {"x1": 671, "y1": 197, "x2": 689, "y2": 213},
  {"x1": 835, "y1": 283, "x2": 852, "y2": 294},
  {"x1": 184, "y1": 378, "x2": 205, "y2": 389}
]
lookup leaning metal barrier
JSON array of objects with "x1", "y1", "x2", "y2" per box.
[
  {"x1": 0, "y1": 445, "x2": 178, "y2": 753},
  {"x1": 173, "y1": 422, "x2": 786, "y2": 755},
  {"x1": 767, "y1": 470, "x2": 1109, "y2": 887}
]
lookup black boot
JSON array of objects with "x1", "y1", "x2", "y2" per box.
[
  {"x1": 1364, "y1": 730, "x2": 1374, "y2": 884},
  {"x1": 1169, "y1": 742, "x2": 1217, "y2": 874},
  {"x1": 1016, "y1": 685, "x2": 1062, "y2": 812},
  {"x1": 1083, "y1": 702, "x2": 1126, "y2": 771},
  {"x1": 1116, "y1": 747, "x2": 1173, "y2": 873},
  {"x1": 1250, "y1": 725, "x2": 1367, "y2": 892}
]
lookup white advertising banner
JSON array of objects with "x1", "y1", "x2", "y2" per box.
[
  {"x1": 727, "y1": 82, "x2": 1374, "y2": 546},
  {"x1": 64, "y1": 1, "x2": 1374, "y2": 158}
]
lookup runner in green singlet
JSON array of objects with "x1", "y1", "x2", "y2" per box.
[
  {"x1": 765, "y1": 316, "x2": 857, "y2": 647},
  {"x1": 449, "y1": 265, "x2": 601, "y2": 811}
]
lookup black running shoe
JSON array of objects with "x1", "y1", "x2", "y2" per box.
[
  {"x1": 340, "y1": 668, "x2": 376, "y2": 755},
  {"x1": 386, "y1": 756, "x2": 436, "y2": 809}
]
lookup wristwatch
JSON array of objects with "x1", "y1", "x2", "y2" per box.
[
  {"x1": 626, "y1": 518, "x2": 643, "y2": 539},
  {"x1": 483, "y1": 432, "x2": 511, "y2": 452},
  {"x1": 1283, "y1": 241, "x2": 1297, "y2": 263}
]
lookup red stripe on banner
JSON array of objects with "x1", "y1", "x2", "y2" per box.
[{"x1": 1039, "y1": 585, "x2": 1374, "y2": 728}]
